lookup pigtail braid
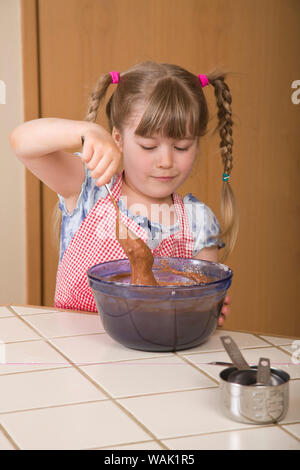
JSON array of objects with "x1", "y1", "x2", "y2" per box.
[
  {"x1": 85, "y1": 73, "x2": 113, "y2": 122},
  {"x1": 208, "y1": 73, "x2": 239, "y2": 262}
]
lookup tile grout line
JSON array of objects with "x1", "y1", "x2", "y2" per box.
[
  {"x1": 251, "y1": 333, "x2": 300, "y2": 370},
  {"x1": 4, "y1": 308, "x2": 300, "y2": 379},
  {"x1": 252, "y1": 333, "x2": 300, "y2": 373},
  {"x1": 0, "y1": 352, "x2": 182, "y2": 377},
  {"x1": 8, "y1": 304, "x2": 98, "y2": 315},
  {"x1": 0, "y1": 399, "x2": 110, "y2": 416},
  {"x1": 56, "y1": 365, "x2": 169, "y2": 450},
  {"x1": 6, "y1": 309, "x2": 300, "y2": 344},
  {"x1": 5, "y1": 309, "x2": 293, "y2": 355},
  {"x1": 15, "y1": 328, "x2": 169, "y2": 450},
  {"x1": 2, "y1": 308, "x2": 300, "y2": 448},
  {"x1": 278, "y1": 423, "x2": 300, "y2": 443},
  {"x1": 87, "y1": 438, "x2": 165, "y2": 450},
  {"x1": 177, "y1": 344, "x2": 274, "y2": 357},
  {"x1": 221, "y1": 327, "x2": 300, "y2": 342},
  {"x1": 3, "y1": 311, "x2": 299, "y2": 390},
  {"x1": 252, "y1": 332, "x2": 297, "y2": 352},
  {"x1": 276, "y1": 345, "x2": 296, "y2": 358},
  {"x1": 90, "y1": 422, "x2": 300, "y2": 449},
  {"x1": 6, "y1": 306, "x2": 47, "y2": 339},
  {"x1": 0, "y1": 338, "x2": 50, "y2": 345},
  {"x1": 161, "y1": 422, "x2": 300, "y2": 445},
  {"x1": 175, "y1": 353, "x2": 220, "y2": 385},
  {"x1": 176, "y1": 343, "x2": 299, "y2": 383},
  {"x1": 0, "y1": 423, "x2": 20, "y2": 450},
  {"x1": 90, "y1": 420, "x2": 299, "y2": 448},
  {"x1": 0, "y1": 365, "x2": 72, "y2": 378},
  {"x1": 160, "y1": 423, "x2": 277, "y2": 442},
  {"x1": 0, "y1": 385, "x2": 167, "y2": 449},
  {"x1": 109, "y1": 385, "x2": 219, "y2": 401},
  {"x1": 0, "y1": 384, "x2": 221, "y2": 416},
  {"x1": 10, "y1": 320, "x2": 283, "y2": 447},
  {"x1": 8, "y1": 395, "x2": 299, "y2": 449},
  {"x1": 7, "y1": 306, "x2": 109, "y2": 340},
  {"x1": 2, "y1": 307, "x2": 168, "y2": 449},
  {"x1": 4, "y1": 308, "x2": 179, "y2": 366}
]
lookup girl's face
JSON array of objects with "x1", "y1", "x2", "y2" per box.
[{"x1": 112, "y1": 106, "x2": 198, "y2": 201}]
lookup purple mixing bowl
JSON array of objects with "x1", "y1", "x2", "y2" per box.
[{"x1": 87, "y1": 257, "x2": 233, "y2": 352}]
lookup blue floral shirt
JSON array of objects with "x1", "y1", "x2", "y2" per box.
[{"x1": 57, "y1": 154, "x2": 225, "y2": 263}]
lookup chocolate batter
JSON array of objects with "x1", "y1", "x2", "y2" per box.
[
  {"x1": 111, "y1": 195, "x2": 158, "y2": 286},
  {"x1": 109, "y1": 195, "x2": 212, "y2": 286},
  {"x1": 156, "y1": 259, "x2": 212, "y2": 285}
]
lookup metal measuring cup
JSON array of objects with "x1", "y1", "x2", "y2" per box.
[
  {"x1": 219, "y1": 336, "x2": 290, "y2": 424},
  {"x1": 221, "y1": 336, "x2": 273, "y2": 386}
]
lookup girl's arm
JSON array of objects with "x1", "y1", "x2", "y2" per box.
[{"x1": 9, "y1": 118, "x2": 115, "y2": 200}]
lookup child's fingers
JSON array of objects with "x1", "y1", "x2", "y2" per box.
[
  {"x1": 95, "y1": 161, "x2": 117, "y2": 186},
  {"x1": 81, "y1": 142, "x2": 94, "y2": 163},
  {"x1": 105, "y1": 155, "x2": 121, "y2": 181},
  {"x1": 86, "y1": 150, "x2": 105, "y2": 171},
  {"x1": 218, "y1": 296, "x2": 232, "y2": 327},
  {"x1": 221, "y1": 305, "x2": 230, "y2": 318},
  {"x1": 91, "y1": 154, "x2": 113, "y2": 180},
  {"x1": 94, "y1": 150, "x2": 121, "y2": 180}
]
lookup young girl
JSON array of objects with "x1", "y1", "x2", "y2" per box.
[{"x1": 10, "y1": 61, "x2": 238, "y2": 325}]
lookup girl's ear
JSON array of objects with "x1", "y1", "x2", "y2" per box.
[{"x1": 112, "y1": 127, "x2": 123, "y2": 152}]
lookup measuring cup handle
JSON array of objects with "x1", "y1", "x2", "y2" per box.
[
  {"x1": 220, "y1": 336, "x2": 250, "y2": 370},
  {"x1": 257, "y1": 357, "x2": 271, "y2": 385}
]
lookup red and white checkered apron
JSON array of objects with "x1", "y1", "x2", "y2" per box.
[{"x1": 54, "y1": 170, "x2": 194, "y2": 312}]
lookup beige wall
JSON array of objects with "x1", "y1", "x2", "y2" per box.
[{"x1": 0, "y1": 0, "x2": 26, "y2": 304}]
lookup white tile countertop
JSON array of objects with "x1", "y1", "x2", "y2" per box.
[{"x1": 0, "y1": 304, "x2": 299, "y2": 450}]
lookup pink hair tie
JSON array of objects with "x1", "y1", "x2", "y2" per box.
[
  {"x1": 110, "y1": 71, "x2": 119, "y2": 84},
  {"x1": 198, "y1": 74, "x2": 210, "y2": 88}
]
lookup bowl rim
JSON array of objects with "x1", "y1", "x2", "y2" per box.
[{"x1": 87, "y1": 256, "x2": 233, "y2": 290}]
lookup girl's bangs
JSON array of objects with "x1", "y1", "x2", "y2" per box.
[{"x1": 133, "y1": 81, "x2": 200, "y2": 140}]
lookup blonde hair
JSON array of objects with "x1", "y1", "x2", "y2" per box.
[{"x1": 52, "y1": 61, "x2": 239, "y2": 262}]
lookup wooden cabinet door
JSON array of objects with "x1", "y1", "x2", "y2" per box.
[{"x1": 22, "y1": 0, "x2": 300, "y2": 337}]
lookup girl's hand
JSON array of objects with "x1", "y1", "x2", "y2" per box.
[
  {"x1": 81, "y1": 128, "x2": 122, "y2": 186},
  {"x1": 218, "y1": 294, "x2": 231, "y2": 327}
]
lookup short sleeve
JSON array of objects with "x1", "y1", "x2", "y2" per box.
[
  {"x1": 57, "y1": 152, "x2": 113, "y2": 217},
  {"x1": 184, "y1": 193, "x2": 225, "y2": 256},
  {"x1": 57, "y1": 157, "x2": 89, "y2": 217}
]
